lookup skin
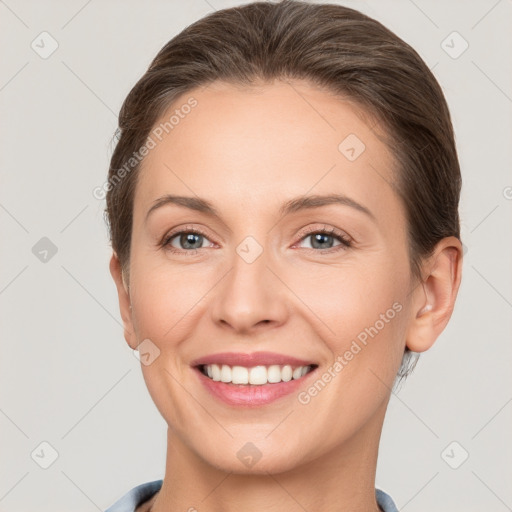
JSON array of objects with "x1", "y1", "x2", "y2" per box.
[{"x1": 110, "y1": 79, "x2": 463, "y2": 512}]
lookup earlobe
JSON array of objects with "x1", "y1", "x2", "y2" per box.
[
  {"x1": 109, "y1": 252, "x2": 137, "y2": 350},
  {"x1": 406, "y1": 237, "x2": 463, "y2": 353}
]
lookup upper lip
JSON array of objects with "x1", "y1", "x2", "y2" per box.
[{"x1": 190, "y1": 351, "x2": 317, "y2": 368}]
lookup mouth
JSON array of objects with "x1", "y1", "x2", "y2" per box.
[
  {"x1": 191, "y1": 356, "x2": 319, "y2": 407},
  {"x1": 196, "y1": 363, "x2": 318, "y2": 385}
]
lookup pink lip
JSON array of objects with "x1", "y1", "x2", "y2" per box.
[
  {"x1": 193, "y1": 366, "x2": 317, "y2": 407},
  {"x1": 190, "y1": 351, "x2": 316, "y2": 368}
]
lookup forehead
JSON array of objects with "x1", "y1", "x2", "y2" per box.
[{"x1": 134, "y1": 79, "x2": 403, "y2": 227}]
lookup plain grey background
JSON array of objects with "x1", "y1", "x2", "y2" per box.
[{"x1": 1, "y1": 0, "x2": 511, "y2": 511}]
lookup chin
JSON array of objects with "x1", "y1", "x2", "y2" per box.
[{"x1": 207, "y1": 449, "x2": 305, "y2": 476}]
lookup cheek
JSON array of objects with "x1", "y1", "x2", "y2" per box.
[
  {"x1": 293, "y1": 263, "x2": 404, "y2": 340},
  {"x1": 129, "y1": 261, "x2": 213, "y2": 428},
  {"x1": 129, "y1": 257, "x2": 216, "y2": 341},
  {"x1": 293, "y1": 269, "x2": 407, "y2": 438},
  {"x1": 293, "y1": 262, "x2": 408, "y2": 397}
]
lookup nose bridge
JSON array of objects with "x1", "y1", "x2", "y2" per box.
[
  {"x1": 229, "y1": 233, "x2": 273, "y2": 305},
  {"x1": 211, "y1": 233, "x2": 286, "y2": 332}
]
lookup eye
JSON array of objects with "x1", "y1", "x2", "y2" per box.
[
  {"x1": 160, "y1": 225, "x2": 352, "y2": 255},
  {"x1": 162, "y1": 227, "x2": 214, "y2": 253},
  {"x1": 296, "y1": 226, "x2": 352, "y2": 252}
]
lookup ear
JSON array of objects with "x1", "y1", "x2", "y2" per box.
[
  {"x1": 109, "y1": 252, "x2": 138, "y2": 350},
  {"x1": 405, "y1": 236, "x2": 463, "y2": 353}
]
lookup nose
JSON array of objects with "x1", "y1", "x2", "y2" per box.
[{"x1": 210, "y1": 243, "x2": 289, "y2": 335}]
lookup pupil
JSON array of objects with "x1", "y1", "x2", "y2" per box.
[
  {"x1": 312, "y1": 233, "x2": 333, "y2": 249},
  {"x1": 181, "y1": 233, "x2": 202, "y2": 249}
]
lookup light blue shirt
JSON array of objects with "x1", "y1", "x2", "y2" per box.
[{"x1": 105, "y1": 479, "x2": 399, "y2": 512}]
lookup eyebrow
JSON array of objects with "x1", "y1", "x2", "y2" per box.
[{"x1": 145, "y1": 193, "x2": 376, "y2": 223}]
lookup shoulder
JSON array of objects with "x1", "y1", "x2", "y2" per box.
[
  {"x1": 376, "y1": 488, "x2": 399, "y2": 512},
  {"x1": 104, "y1": 479, "x2": 163, "y2": 512}
]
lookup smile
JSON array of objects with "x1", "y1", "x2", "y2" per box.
[
  {"x1": 193, "y1": 364, "x2": 318, "y2": 407},
  {"x1": 199, "y1": 363, "x2": 316, "y2": 385}
]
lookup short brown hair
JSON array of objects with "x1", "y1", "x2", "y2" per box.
[{"x1": 105, "y1": 0, "x2": 462, "y2": 382}]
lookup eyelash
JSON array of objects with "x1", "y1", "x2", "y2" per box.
[{"x1": 161, "y1": 225, "x2": 352, "y2": 255}]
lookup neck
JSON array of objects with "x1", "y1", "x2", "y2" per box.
[{"x1": 149, "y1": 404, "x2": 387, "y2": 512}]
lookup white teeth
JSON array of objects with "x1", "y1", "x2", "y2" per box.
[
  {"x1": 281, "y1": 365, "x2": 292, "y2": 382},
  {"x1": 220, "y1": 365, "x2": 231, "y2": 383},
  {"x1": 267, "y1": 365, "x2": 281, "y2": 383},
  {"x1": 249, "y1": 365, "x2": 267, "y2": 385},
  {"x1": 232, "y1": 365, "x2": 249, "y2": 384},
  {"x1": 292, "y1": 367, "x2": 303, "y2": 379},
  {"x1": 201, "y1": 363, "x2": 314, "y2": 385},
  {"x1": 211, "y1": 364, "x2": 221, "y2": 381}
]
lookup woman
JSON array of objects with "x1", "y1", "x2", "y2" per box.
[{"x1": 104, "y1": 1, "x2": 463, "y2": 511}]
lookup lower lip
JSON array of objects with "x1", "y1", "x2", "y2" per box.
[{"x1": 193, "y1": 367, "x2": 316, "y2": 407}]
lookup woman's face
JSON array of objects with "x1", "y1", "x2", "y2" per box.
[{"x1": 115, "y1": 79, "x2": 422, "y2": 473}]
